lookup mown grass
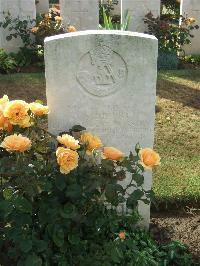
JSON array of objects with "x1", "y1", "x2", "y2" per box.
[
  {"x1": 154, "y1": 69, "x2": 200, "y2": 207},
  {"x1": 0, "y1": 69, "x2": 199, "y2": 207}
]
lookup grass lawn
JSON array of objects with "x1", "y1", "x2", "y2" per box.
[
  {"x1": 154, "y1": 69, "x2": 200, "y2": 207},
  {"x1": 0, "y1": 69, "x2": 199, "y2": 207}
]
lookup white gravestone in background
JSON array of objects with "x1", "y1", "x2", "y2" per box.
[
  {"x1": 181, "y1": 0, "x2": 200, "y2": 55},
  {"x1": 0, "y1": 0, "x2": 36, "y2": 52},
  {"x1": 60, "y1": 0, "x2": 99, "y2": 30},
  {"x1": 123, "y1": 0, "x2": 160, "y2": 32},
  {"x1": 36, "y1": 0, "x2": 49, "y2": 14},
  {"x1": 45, "y1": 31, "x2": 158, "y2": 227}
]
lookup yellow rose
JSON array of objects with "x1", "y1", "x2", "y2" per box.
[
  {"x1": 0, "y1": 110, "x2": 13, "y2": 133},
  {"x1": 57, "y1": 134, "x2": 80, "y2": 150},
  {"x1": 102, "y1": 147, "x2": 124, "y2": 161},
  {"x1": 80, "y1": 132, "x2": 102, "y2": 155},
  {"x1": 29, "y1": 102, "x2": 49, "y2": 116},
  {"x1": 56, "y1": 147, "x2": 79, "y2": 174},
  {"x1": 139, "y1": 148, "x2": 160, "y2": 170},
  {"x1": 0, "y1": 95, "x2": 9, "y2": 111},
  {"x1": 188, "y1": 17, "x2": 196, "y2": 24},
  {"x1": 31, "y1": 26, "x2": 39, "y2": 33},
  {"x1": 118, "y1": 231, "x2": 126, "y2": 241},
  {"x1": 67, "y1": 25, "x2": 77, "y2": 32},
  {"x1": 1, "y1": 134, "x2": 31, "y2": 152},
  {"x1": 3, "y1": 100, "x2": 31, "y2": 128},
  {"x1": 55, "y1": 16, "x2": 62, "y2": 21}
]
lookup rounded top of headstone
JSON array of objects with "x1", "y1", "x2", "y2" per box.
[{"x1": 44, "y1": 30, "x2": 157, "y2": 43}]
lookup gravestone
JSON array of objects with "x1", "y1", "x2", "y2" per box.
[
  {"x1": 60, "y1": 0, "x2": 99, "y2": 30},
  {"x1": 45, "y1": 30, "x2": 158, "y2": 227},
  {"x1": 36, "y1": 0, "x2": 49, "y2": 14},
  {"x1": 122, "y1": 0, "x2": 160, "y2": 32},
  {"x1": 181, "y1": 0, "x2": 200, "y2": 54},
  {"x1": 0, "y1": 0, "x2": 36, "y2": 52}
]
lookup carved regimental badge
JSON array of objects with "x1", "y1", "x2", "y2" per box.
[{"x1": 77, "y1": 45, "x2": 128, "y2": 97}]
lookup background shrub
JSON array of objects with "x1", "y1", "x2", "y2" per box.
[{"x1": 0, "y1": 49, "x2": 17, "y2": 74}]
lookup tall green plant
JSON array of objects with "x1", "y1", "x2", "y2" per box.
[
  {"x1": 100, "y1": 8, "x2": 131, "y2": 30},
  {"x1": 99, "y1": 0, "x2": 119, "y2": 25}
]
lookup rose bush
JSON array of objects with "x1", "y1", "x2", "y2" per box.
[
  {"x1": 0, "y1": 8, "x2": 77, "y2": 71},
  {"x1": 0, "y1": 95, "x2": 163, "y2": 265},
  {"x1": 144, "y1": 12, "x2": 199, "y2": 54},
  {"x1": 0, "y1": 95, "x2": 195, "y2": 265}
]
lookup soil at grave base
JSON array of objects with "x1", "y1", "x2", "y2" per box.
[
  {"x1": 178, "y1": 60, "x2": 200, "y2": 70},
  {"x1": 18, "y1": 65, "x2": 44, "y2": 73},
  {"x1": 150, "y1": 210, "x2": 200, "y2": 263}
]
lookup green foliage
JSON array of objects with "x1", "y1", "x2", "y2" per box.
[
  {"x1": 0, "y1": 8, "x2": 64, "y2": 70},
  {"x1": 0, "y1": 94, "x2": 196, "y2": 265},
  {"x1": 158, "y1": 51, "x2": 179, "y2": 70},
  {"x1": 100, "y1": 8, "x2": 131, "y2": 30},
  {"x1": 184, "y1": 54, "x2": 200, "y2": 65},
  {"x1": 99, "y1": 0, "x2": 119, "y2": 25},
  {"x1": 144, "y1": 12, "x2": 199, "y2": 54},
  {"x1": 91, "y1": 231, "x2": 195, "y2": 266},
  {"x1": 33, "y1": 8, "x2": 65, "y2": 47},
  {"x1": 0, "y1": 13, "x2": 35, "y2": 48},
  {"x1": 0, "y1": 102, "x2": 154, "y2": 265},
  {"x1": 161, "y1": 0, "x2": 180, "y2": 16},
  {"x1": 0, "y1": 49, "x2": 17, "y2": 73}
]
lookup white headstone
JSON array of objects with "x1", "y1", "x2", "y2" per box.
[
  {"x1": 122, "y1": 0, "x2": 160, "y2": 32},
  {"x1": 45, "y1": 30, "x2": 158, "y2": 227},
  {"x1": 36, "y1": 0, "x2": 49, "y2": 14},
  {"x1": 60, "y1": 0, "x2": 99, "y2": 30},
  {"x1": 0, "y1": 0, "x2": 36, "y2": 52},
  {"x1": 181, "y1": 0, "x2": 200, "y2": 55}
]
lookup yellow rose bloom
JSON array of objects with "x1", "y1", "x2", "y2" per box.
[
  {"x1": 29, "y1": 102, "x2": 49, "y2": 116},
  {"x1": 55, "y1": 16, "x2": 62, "y2": 21},
  {"x1": 31, "y1": 26, "x2": 39, "y2": 33},
  {"x1": 119, "y1": 231, "x2": 126, "y2": 241},
  {"x1": 56, "y1": 147, "x2": 79, "y2": 174},
  {"x1": 3, "y1": 100, "x2": 31, "y2": 128},
  {"x1": 0, "y1": 110, "x2": 13, "y2": 133},
  {"x1": 80, "y1": 132, "x2": 102, "y2": 155},
  {"x1": 102, "y1": 147, "x2": 124, "y2": 161},
  {"x1": 139, "y1": 148, "x2": 160, "y2": 170},
  {"x1": 67, "y1": 25, "x2": 77, "y2": 32},
  {"x1": 57, "y1": 134, "x2": 80, "y2": 150},
  {"x1": 0, "y1": 95, "x2": 9, "y2": 111},
  {"x1": 1, "y1": 134, "x2": 31, "y2": 152},
  {"x1": 188, "y1": 17, "x2": 196, "y2": 24}
]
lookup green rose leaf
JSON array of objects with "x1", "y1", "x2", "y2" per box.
[
  {"x1": 105, "y1": 184, "x2": 122, "y2": 205},
  {"x1": 68, "y1": 233, "x2": 81, "y2": 245},
  {"x1": 132, "y1": 173, "x2": 144, "y2": 186},
  {"x1": 0, "y1": 200, "x2": 13, "y2": 218},
  {"x1": 60, "y1": 203, "x2": 77, "y2": 219},
  {"x1": 19, "y1": 239, "x2": 32, "y2": 253},
  {"x1": 55, "y1": 175, "x2": 66, "y2": 191},
  {"x1": 53, "y1": 226, "x2": 65, "y2": 247},
  {"x1": 3, "y1": 188, "x2": 13, "y2": 200},
  {"x1": 14, "y1": 196, "x2": 32, "y2": 214},
  {"x1": 25, "y1": 254, "x2": 42, "y2": 266},
  {"x1": 102, "y1": 159, "x2": 114, "y2": 172},
  {"x1": 130, "y1": 189, "x2": 144, "y2": 200},
  {"x1": 110, "y1": 246, "x2": 123, "y2": 263},
  {"x1": 33, "y1": 240, "x2": 48, "y2": 253},
  {"x1": 126, "y1": 189, "x2": 144, "y2": 209},
  {"x1": 65, "y1": 184, "x2": 82, "y2": 200}
]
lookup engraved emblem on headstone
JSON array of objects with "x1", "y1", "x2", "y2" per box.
[{"x1": 77, "y1": 45, "x2": 128, "y2": 97}]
